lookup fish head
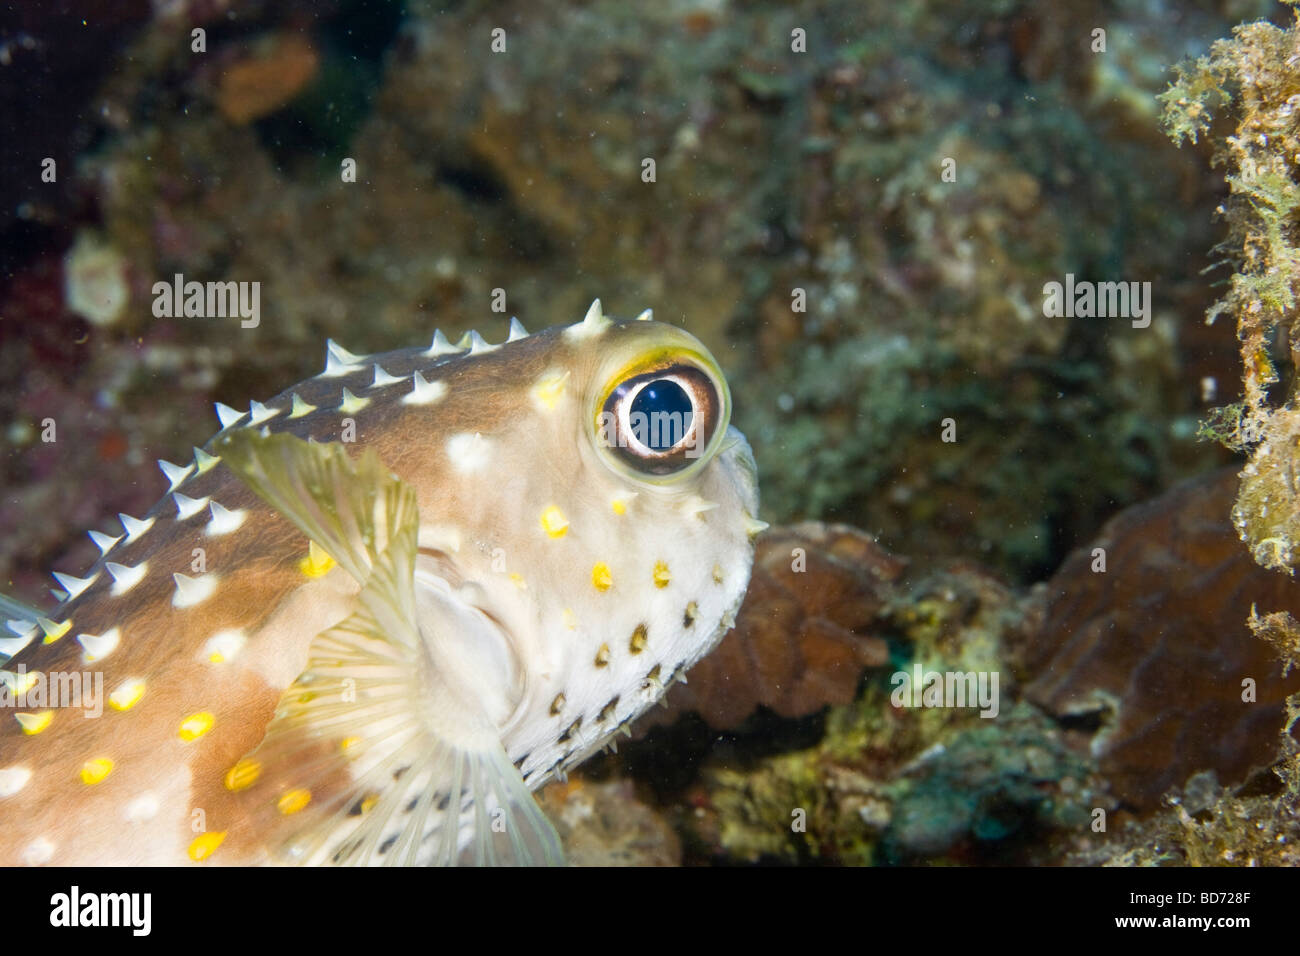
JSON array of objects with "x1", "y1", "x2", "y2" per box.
[{"x1": 396, "y1": 308, "x2": 760, "y2": 779}]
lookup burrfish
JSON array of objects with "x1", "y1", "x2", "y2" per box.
[{"x1": 0, "y1": 300, "x2": 761, "y2": 865}]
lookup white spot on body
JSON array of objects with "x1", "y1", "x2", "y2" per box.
[
  {"x1": 22, "y1": 837, "x2": 54, "y2": 865},
  {"x1": 124, "y1": 792, "x2": 160, "y2": 823},
  {"x1": 172, "y1": 573, "x2": 218, "y2": 609},
  {"x1": 0, "y1": 766, "x2": 32, "y2": 797},
  {"x1": 78, "y1": 627, "x2": 121, "y2": 663},
  {"x1": 105, "y1": 561, "x2": 148, "y2": 596},
  {"x1": 447, "y1": 432, "x2": 492, "y2": 473},
  {"x1": 206, "y1": 501, "x2": 247, "y2": 536}
]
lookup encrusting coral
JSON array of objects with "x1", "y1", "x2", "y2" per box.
[{"x1": 1163, "y1": 2, "x2": 1300, "y2": 573}]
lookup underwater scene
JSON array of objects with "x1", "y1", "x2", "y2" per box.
[{"x1": 1, "y1": 0, "x2": 1299, "y2": 883}]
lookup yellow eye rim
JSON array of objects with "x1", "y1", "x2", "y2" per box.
[{"x1": 591, "y1": 346, "x2": 732, "y2": 484}]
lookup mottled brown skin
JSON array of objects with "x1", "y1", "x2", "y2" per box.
[
  {"x1": 0, "y1": 327, "x2": 593, "y2": 864},
  {"x1": 0, "y1": 317, "x2": 757, "y2": 865}
]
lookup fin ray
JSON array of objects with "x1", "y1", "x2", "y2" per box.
[{"x1": 220, "y1": 432, "x2": 562, "y2": 866}]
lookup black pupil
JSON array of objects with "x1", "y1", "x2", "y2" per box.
[{"x1": 629, "y1": 379, "x2": 693, "y2": 451}]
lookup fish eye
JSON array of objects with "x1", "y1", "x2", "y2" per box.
[{"x1": 595, "y1": 355, "x2": 728, "y2": 480}]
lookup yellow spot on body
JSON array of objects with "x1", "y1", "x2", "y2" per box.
[
  {"x1": 278, "y1": 789, "x2": 312, "y2": 815},
  {"x1": 179, "y1": 712, "x2": 215, "y2": 741},
  {"x1": 188, "y1": 831, "x2": 226, "y2": 862},
  {"x1": 591, "y1": 562, "x2": 613, "y2": 591},
  {"x1": 225, "y1": 759, "x2": 261, "y2": 792},
  {"x1": 550, "y1": 693, "x2": 566, "y2": 716},
  {"x1": 653, "y1": 560, "x2": 671, "y2": 588},
  {"x1": 611, "y1": 498, "x2": 628, "y2": 516},
  {"x1": 298, "y1": 540, "x2": 337, "y2": 578},
  {"x1": 360, "y1": 794, "x2": 379, "y2": 814},
  {"x1": 595, "y1": 643, "x2": 611, "y2": 667},
  {"x1": 80, "y1": 758, "x2": 114, "y2": 785},
  {"x1": 340, "y1": 736, "x2": 360, "y2": 752},
  {"x1": 712, "y1": 563, "x2": 724, "y2": 584},
  {"x1": 630, "y1": 624, "x2": 648, "y2": 654},
  {"x1": 16, "y1": 711, "x2": 53, "y2": 735},
  {"x1": 541, "y1": 506, "x2": 569, "y2": 538},
  {"x1": 563, "y1": 608, "x2": 578, "y2": 630},
  {"x1": 201, "y1": 629, "x2": 247, "y2": 665},
  {"x1": 509, "y1": 573, "x2": 527, "y2": 590},
  {"x1": 532, "y1": 371, "x2": 570, "y2": 410},
  {"x1": 108, "y1": 678, "x2": 146, "y2": 711}
]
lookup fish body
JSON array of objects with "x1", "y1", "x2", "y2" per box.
[{"x1": 0, "y1": 302, "x2": 760, "y2": 865}]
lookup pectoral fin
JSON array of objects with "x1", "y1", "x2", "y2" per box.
[
  {"x1": 215, "y1": 429, "x2": 413, "y2": 584},
  {"x1": 218, "y1": 431, "x2": 563, "y2": 866}
]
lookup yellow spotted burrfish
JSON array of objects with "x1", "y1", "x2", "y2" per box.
[{"x1": 0, "y1": 301, "x2": 761, "y2": 865}]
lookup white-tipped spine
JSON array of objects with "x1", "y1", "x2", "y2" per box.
[
  {"x1": 52, "y1": 572, "x2": 97, "y2": 601},
  {"x1": 214, "y1": 402, "x2": 243, "y2": 429},
  {"x1": 248, "y1": 400, "x2": 279, "y2": 426},
  {"x1": 118, "y1": 513, "x2": 155, "y2": 544},
  {"x1": 426, "y1": 330, "x2": 460, "y2": 358},
  {"x1": 566, "y1": 298, "x2": 611, "y2": 340},
  {"x1": 173, "y1": 492, "x2": 211, "y2": 520},
  {"x1": 88, "y1": 530, "x2": 122, "y2": 556},
  {"x1": 158, "y1": 458, "x2": 193, "y2": 492},
  {"x1": 402, "y1": 371, "x2": 448, "y2": 406},
  {"x1": 206, "y1": 501, "x2": 247, "y2": 537},
  {"x1": 105, "y1": 561, "x2": 148, "y2": 596},
  {"x1": 467, "y1": 331, "x2": 498, "y2": 356},
  {"x1": 372, "y1": 364, "x2": 403, "y2": 387}
]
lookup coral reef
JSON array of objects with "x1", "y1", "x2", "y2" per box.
[
  {"x1": 1021, "y1": 467, "x2": 1300, "y2": 811},
  {"x1": 0, "y1": 0, "x2": 1261, "y2": 602},
  {"x1": 1163, "y1": 4, "x2": 1300, "y2": 573},
  {"x1": 7, "y1": 0, "x2": 1300, "y2": 868},
  {"x1": 640, "y1": 522, "x2": 899, "y2": 732},
  {"x1": 1067, "y1": 601, "x2": 1300, "y2": 866},
  {"x1": 642, "y1": 557, "x2": 1106, "y2": 865},
  {"x1": 538, "y1": 778, "x2": 682, "y2": 867}
]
